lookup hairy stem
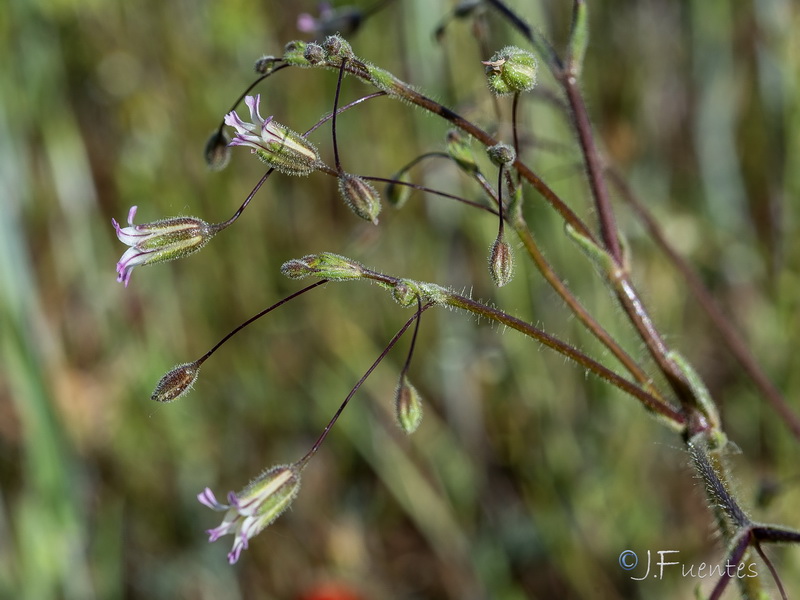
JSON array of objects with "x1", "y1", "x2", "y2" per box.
[
  {"x1": 609, "y1": 169, "x2": 800, "y2": 441},
  {"x1": 441, "y1": 290, "x2": 685, "y2": 426},
  {"x1": 511, "y1": 215, "x2": 660, "y2": 396}
]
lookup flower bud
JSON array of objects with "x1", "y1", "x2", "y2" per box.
[
  {"x1": 338, "y1": 174, "x2": 382, "y2": 224},
  {"x1": 281, "y1": 253, "x2": 365, "y2": 281},
  {"x1": 204, "y1": 130, "x2": 231, "y2": 171},
  {"x1": 487, "y1": 143, "x2": 516, "y2": 166},
  {"x1": 386, "y1": 171, "x2": 412, "y2": 209},
  {"x1": 395, "y1": 375, "x2": 423, "y2": 434},
  {"x1": 280, "y1": 258, "x2": 315, "y2": 280},
  {"x1": 446, "y1": 129, "x2": 479, "y2": 174},
  {"x1": 254, "y1": 55, "x2": 279, "y2": 74},
  {"x1": 489, "y1": 236, "x2": 514, "y2": 287},
  {"x1": 303, "y1": 43, "x2": 325, "y2": 65},
  {"x1": 483, "y1": 46, "x2": 538, "y2": 96},
  {"x1": 225, "y1": 95, "x2": 319, "y2": 175},
  {"x1": 198, "y1": 464, "x2": 302, "y2": 564},
  {"x1": 283, "y1": 40, "x2": 310, "y2": 67},
  {"x1": 322, "y1": 35, "x2": 354, "y2": 59},
  {"x1": 112, "y1": 206, "x2": 217, "y2": 286},
  {"x1": 151, "y1": 361, "x2": 201, "y2": 403}
]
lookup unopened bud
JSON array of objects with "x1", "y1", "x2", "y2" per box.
[
  {"x1": 322, "y1": 35, "x2": 353, "y2": 59},
  {"x1": 281, "y1": 252, "x2": 365, "y2": 281},
  {"x1": 204, "y1": 130, "x2": 231, "y2": 171},
  {"x1": 338, "y1": 174, "x2": 382, "y2": 224},
  {"x1": 395, "y1": 375, "x2": 423, "y2": 434},
  {"x1": 254, "y1": 55, "x2": 279, "y2": 75},
  {"x1": 487, "y1": 143, "x2": 516, "y2": 166},
  {"x1": 152, "y1": 361, "x2": 201, "y2": 403},
  {"x1": 489, "y1": 237, "x2": 514, "y2": 287},
  {"x1": 303, "y1": 43, "x2": 325, "y2": 65},
  {"x1": 283, "y1": 40, "x2": 311, "y2": 67},
  {"x1": 386, "y1": 172, "x2": 412, "y2": 209},
  {"x1": 483, "y1": 46, "x2": 538, "y2": 96},
  {"x1": 446, "y1": 129, "x2": 479, "y2": 174}
]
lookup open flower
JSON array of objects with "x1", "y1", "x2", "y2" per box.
[
  {"x1": 224, "y1": 95, "x2": 319, "y2": 176},
  {"x1": 112, "y1": 206, "x2": 216, "y2": 287},
  {"x1": 198, "y1": 464, "x2": 302, "y2": 564}
]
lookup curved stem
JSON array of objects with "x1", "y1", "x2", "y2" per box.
[
  {"x1": 196, "y1": 281, "x2": 328, "y2": 365},
  {"x1": 215, "y1": 63, "x2": 291, "y2": 135},
  {"x1": 400, "y1": 295, "x2": 423, "y2": 378},
  {"x1": 331, "y1": 58, "x2": 348, "y2": 173},
  {"x1": 340, "y1": 172, "x2": 500, "y2": 215},
  {"x1": 304, "y1": 91, "x2": 387, "y2": 136},
  {"x1": 297, "y1": 302, "x2": 432, "y2": 467},
  {"x1": 496, "y1": 165, "x2": 505, "y2": 238},
  {"x1": 215, "y1": 168, "x2": 275, "y2": 229}
]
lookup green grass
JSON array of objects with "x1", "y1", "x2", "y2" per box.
[{"x1": 2, "y1": 0, "x2": 799, "y2": 598}]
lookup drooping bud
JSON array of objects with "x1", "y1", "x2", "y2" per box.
[
  {"x1": 338, "y1": 174, "x2": 382, "y2": 224},
  {"x1": 489, "y1": 236, "x2": 514, "y2": 287},
  {"x1": 386, "y1": 171, "x2": 412, "y2": 209},
  {"x1": 204, "y1": 130, "x2": 231, "y2": 171},
  {"x1": 254, "y1": 55, "x2": 279, "y2": 75},
  {"x1": 198, "y1": 463, "x2": 303, "y2": 564},
  {"x1": 112, "y1": 206, "x2": 218, "y2": 286},
  {"x1": 225, "y1": 95, "x2": 319, "y2": 176},
  {"x1": 281, "y1": 252, "x2": 365, "y2": 281},
  {"x1": 483, "y1": 46, "x2": 538, "y2": 95},
  {"x1": 446, "y1": 129, "x2": 479, "y2": 174},
  {"x1": 151, "y1": 361, "x2": 201, "y2": 403},
  {"x1": 395, "y1": 375, "x2": 423, "y2": 434}
]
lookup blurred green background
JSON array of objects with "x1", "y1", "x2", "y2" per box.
[{"x1": 2, "y1": 0, "x2": 799, "y2": 598}]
